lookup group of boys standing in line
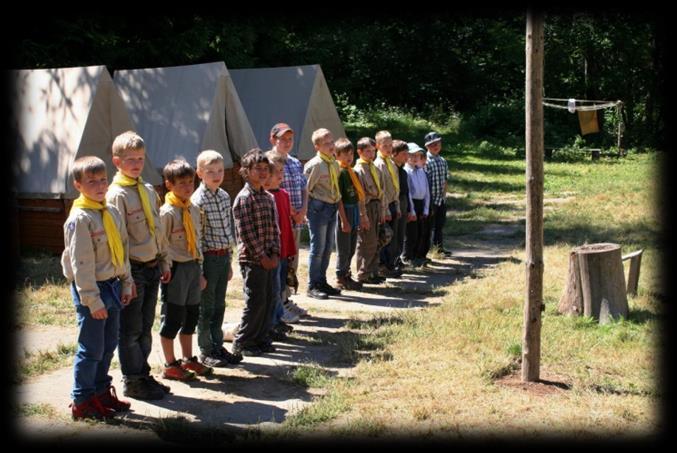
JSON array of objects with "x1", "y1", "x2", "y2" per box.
[{"x1": 61, "y1": 123, "x2": 450, "y2": 421}]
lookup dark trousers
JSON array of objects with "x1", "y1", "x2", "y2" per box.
[
  {"x1": 198, "y1": 253, "x2": 231, "y2": 356},
  {"x1": 118, "y1": 262, "x2": 160, "y2": 381},
  {"x1": 431, "y1": 200, "x2": 447, "y2": 249},
  {"x1": 234, "y1": 263, "x2": 274, "y2": 349},
  {"x1": 393, "y1": 195, "x2": 408, "y2": 266},
  {"x1": 335, "y1": 204, "x2": 359, "y2": 277},
  {"x1": 404, "y1": 199, "x2": 429, "y2": 260},
  {"x1": 379, "y1": 201, "x2": 399, "y2": 270}
]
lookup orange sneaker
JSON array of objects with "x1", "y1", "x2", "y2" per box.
[
  {"x1": 162, "y1": 361, "x2": 196, "y2": 381},
  {"x1": 181, "y1": 356, "x2": 213, "y2": 376},
  {"x1": 97, "y1": 385, "x2": 131, "y2": 412}
]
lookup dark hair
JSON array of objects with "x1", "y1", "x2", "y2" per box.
[
  {"x1": 72, "y1": 156, "x2": 106, "y2": 182},
  {"x1": 163, "y1": 159, "x2": 195, "y2": 184},
  {"x1": 334, "y1": 137, "x2": 354, "y2": 155},
  {"x1": 392, "y1": 139, "x2": 409, "y2": 155},
  {"x1": 356, "y1": 137, "x2": 374, "y2": 151},
  {"x1": 239, "y1": 148, "x2": 269, "y2": 179}
]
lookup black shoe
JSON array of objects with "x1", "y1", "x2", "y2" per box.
[
  {"x1": 442, "y1": 249, "x2": 453, "y2": 257},
  {"x1": 307, "y1": 287, "x2": 328, "y2": 299},
  {"x1": 123, "y1": 378, "x2": 165, "y2": 400},
  {"x1": 320, "y1": 282, "x2": 341, "y2": 295},
  {"x1": 275, "y1": 321, "x2": 293, "y2": 334},
  {"x1": 270, "y1": 329, "x2": 288, "y2": 341},
  {"x1": 370, "y1": 274, "x2": 386, "y2": 283},
  {"x1": 258, "y1": 342, "x2": 276, "y2": 353},
  {"x1": 232, "y1": 343, "x2": 261, "y2": 357},
  {"x1": 145, "y1": 375, "x2": 171, "y2": 394},
  {"x1": 199, "y1": 353, "x2": 229, "y2": 368},
  {"x1": 217, "y1": 346, "x2": 243, "y2": 364}
]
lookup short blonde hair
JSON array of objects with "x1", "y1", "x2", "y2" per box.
[
  {"x1": 72, "y1": 156, "x2": 107, "y2": 182},
  {"x1": 196, "y1": 149, "x2": 224, "y2": 170},
  {"x1": 311, "y1": 128, "x2": 332, "y2": 146},
  {"x1": 375, "y1": 130, "x2": 392, "y2": 144},
  {"x1": 112, "y1": 131, "x2": 145, "y2": 158}
]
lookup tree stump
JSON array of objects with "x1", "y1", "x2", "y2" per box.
[{"x1": 558, "y1": 243, "x2": 629, "y2": 324}]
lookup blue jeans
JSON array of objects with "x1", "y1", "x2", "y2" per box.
[
  {"x1": 118, "y1": 263, "x2": 160, "y2": 381},
  {"x1": 270, "y1": 260, "x2": 283, "y2": 326},
  {"x1": 71, "y1": 279, "x2": 122, "y2": 404},
  {"x1": 306, "y1": 197, "x2": 338, "y2": 288}
]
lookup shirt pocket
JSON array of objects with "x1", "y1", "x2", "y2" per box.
[{"x1": 126, "y1": 209, "x2": 148, "y2": 242}]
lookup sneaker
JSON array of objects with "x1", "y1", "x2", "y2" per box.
[
  {"x1": 181, "y1": 356, "x2": 214, "y2": 376},
  {"x1": 216, "y1": 346, "x2": 243, "y2": 364},
  {"x1": 199, "y1": 353, "x2": 229, "y2": 368},
  {"x1": 123, "y1": 377, "x2": 165, "y2": 400},
  {"x1": 336, "y1": 274, "x2": 363, "y2": 290},
  {"x1": 145, "y1": 375, "x2": 171, "y2": 394},
  {"x1": 284, "y1": 299, "x2": 309, "y2": 317},
  {"x1": 258, "y1": 341, "x2": 276, "y2": 353},
  {"x1": 269, "y1": 328, "x2": 288, "y2": 342},
  {"x1": 232, "y1": 342, "x2": 262, "y2": 357},
  {"x1": 70, "y1": 395, "x2": 116, "y2": 421},
  {"x1": 382, "y1": 267, "x2": 403, "y2": 278},
  {"x1": 281, "y1": 306, "x2": 300, "y2": 324},
  {"x1": 275, "y1": 321, "x2": 294, "y2": 334},
  {"x1": 97, "y1": 385, "x2": 131, "y2": 412},
  {"x1": 307, "y1": 287, "x2": 328, "y2": 300},
  {"x1": 162, "y1": 360, "x2": 196, "y2": 381},
  {"x1": 441, "y1": 249, "x2": 453, "y2": 257},
  {"x1": 320, "y1": 282, "x2": 341, "y2": 295}
]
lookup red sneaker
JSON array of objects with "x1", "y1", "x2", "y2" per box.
[
  {"x1": 162, "y1": 361, "x2": 196, "y2": 381},
  {"x1": 70, "y1": 395, "x2": 116, "y2": 420},
  {"x1": 181, "y1": 356, "x2": 213, "y2": 376},
  {"x1": 97, "y1": 385, "x2": 131, "y2": 412}
]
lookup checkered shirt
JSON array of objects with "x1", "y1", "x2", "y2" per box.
[
  {"x1": 280, "y1": 155, "x2": 307, "y2": 230},
  {"x1": 190, "y1": 183, "x2": 235, "y2": 251},
  {"x1": 425, "y1": 152, "x2": 448, "y2": 206},
  {"x1": 232, "y1": 182, "x2": 281, "y2": 265}
]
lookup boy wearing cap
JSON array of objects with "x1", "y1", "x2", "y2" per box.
[
  {"x1": 374, "y1": 130, "x2": 402, "y2": 278},
  {"x1": 424, "y1": 132, "x2": 452, "y2": 257},
  {"x1": 303, "y1": 128, "x2": 342, "y2": 299},
  {"x1": 269, "y1": 123, "x2": 309, "y2": 317},
  {"x1": 402, "y1": 143, "x2": 430, "y2": 267}
]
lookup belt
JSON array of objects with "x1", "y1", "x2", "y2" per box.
[
  {"x1": 204, "y1": 248, "x2": 230, "y2": 256},
  {"x1": 131, "y1": 259, "x2": 158, "y2": 268}
]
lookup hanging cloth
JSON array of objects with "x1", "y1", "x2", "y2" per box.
[{"x1": 578, "y1": 110, "x2": 600, "y2": 135}]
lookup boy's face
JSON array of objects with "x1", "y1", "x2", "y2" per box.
[
  {"x1": 165, "y1": 175, "x2": 195, "y2": 201},
  {"x1": 113, "y1": 147, "x2": 145, "y2": 179},
  {"x1": 270, "y1": 131, "x2": 294, "y2": 155},
  {"x1": 358, "y1": 145, "x2": 375, "y2": 162},
  {"x1": 197, "y1": 161, "x2": 225, "y2": 191},
  {"x1": 393, "y1": 150, "x2": 408, "y2": 166},
  {"x1": 426, "y1": 140, "x2": 442, "y2": 155},
  {"x1": 247, "y1": 161, "x2": 271, "y2": 188},
  {"x1": 407, "y1": 153, "x2": 420, "y2": 167},
  {"x1": 376, "y1": 138, "x2": 393, "y2": 156},
  {"x1": 315, "y1": 134, "x2": 335, "y2": 156},
  {"x1": 265, "y1": 164, "x2": 284, "y2": 190},
  {"x1": 336, "y1": 150, "x2": 354, "y2": 166},
  {"x1": 74, "y1": 170, "x2": 109, "y2": 203},
  {"x1": 418, "y1": 153, "x2": 427, "y2": 168}
]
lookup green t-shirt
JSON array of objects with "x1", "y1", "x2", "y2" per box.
[{"x1": 338, "y1": 168, "x2": 359, "y2": 205}]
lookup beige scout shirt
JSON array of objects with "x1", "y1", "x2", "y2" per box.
[
  {"x1": 303, "y1": 154, "x2": 341, "y2": 204},
  {"x1": 159, "y1": 203, "x2": 204, "y2": 267},
  {"x1": 374, "y1": 155, "x2": 401, "y2": 217},
  {"x1": 106, "y1": 182, "x2": 171, "y2": 274},
  {"x1": 353, "y1": 160, "x2": 385, "y2": 222},
  {"x1": 61, "y1": 206, "x2": 134, "y2": 313}
]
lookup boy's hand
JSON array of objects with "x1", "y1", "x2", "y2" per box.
[
  {"x1": 131, "y1": 283, "x2": 138, "y2": 300},
  {"x1": 121, "y1": 294, "x2": 132, "y2": 306},
  {"x1": 292, "y1": 209, "x2": 307, "y2": 225},
  {"x1": 340, "y1": 219, "x2": 351, "y2": 233},
  {"x1": 199, "y1": 275, "x2": 207, "y2": 290},
  {"x1": 395, "y1": 211, "x2": 402, "y2": 219},
  {"x1": 360, "y1": 217, "x2": 371, "y2": 231},
  {"x1": 407, "y1": 213, "x2": 417, "y2": 222},
  {"x1": 260, "y1": 255, "x2": 275, "y2": 270},
  {"x1": 160, "y1": 271, "x2": 172, "y2": 284},
  {"x1": 385, "y1": 214, "x2": 392, "y2": 222},
  {"x1": 91, "y1": 307, "x2": 108, "y2": 320}
]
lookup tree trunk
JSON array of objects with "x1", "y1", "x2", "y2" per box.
[{"x1": 560, "y1": 243, "x2": 629, "y2": 324}]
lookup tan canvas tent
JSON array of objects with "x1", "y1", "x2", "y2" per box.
[
  {"x1": 12, "y1": 65, "x2": 162, "y2": 252},
  {"x1": 114, "y1": 61, "x2": 258, "y2": 171},
  {"x1": 229, "y1": 65, "x2": 346, "y2": 160}
]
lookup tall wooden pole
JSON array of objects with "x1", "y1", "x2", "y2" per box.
[{"x1": 522, "y1": 10, "x2": 545, "y2": 382}]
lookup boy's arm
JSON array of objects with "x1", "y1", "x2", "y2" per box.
[
  {"x1": 67, "y1": 216, "x2": 105, "y2": 313},
  {"x1": 407, "y1": 172, "x2": 416, "y2": 217},
  {"x1": 114, "y1": 208, "x2": 134, "y2": 302},
  {"x1": 303, "y1": 160, "x2": 318, "y2": 197},
  {"x1": 233, "y1": 196, "x2": 266, "y2": 262},
  {"x1": 423, "y1": 174, "x2": 430, "y2": 216},
  {"x1": 337, "y1": 199, "x2": 350, "y2": 231},
  {"x1": 155, "y1": 191, "x2": 172, "y2": 276}
]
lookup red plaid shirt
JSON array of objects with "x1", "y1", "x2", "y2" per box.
[{"x1": 232, "y1": 183, "x2": 280, "y2": 265}]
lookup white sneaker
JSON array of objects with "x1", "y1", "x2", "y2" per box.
[
  {"x1": 285, "y1": 299, "x2": 308, "y2": 317},
  {"x1": 281, "y1": 306, "x2": 300, "y2": 324}
]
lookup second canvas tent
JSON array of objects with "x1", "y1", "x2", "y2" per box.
[{"x1": 230, "y1": 64, "x2": 346, "y2": 161}]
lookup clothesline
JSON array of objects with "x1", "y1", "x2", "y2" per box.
[{"x1": 543, "y1": 100, "x2": 621, "y2": 111}]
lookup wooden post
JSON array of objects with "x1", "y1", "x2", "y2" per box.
[
  {"x1": 522, "y1": 10, "x2": 545, "y2": 382},
  {"x1": 622, "y1": 249, "x2": 644, "y2": 296},
  {"x1": 577, "y1": 243, "x2": 629, "y2": 323}
]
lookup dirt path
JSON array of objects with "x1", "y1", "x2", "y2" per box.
[{"x1": 15, "y1": 228, "x2": 522, "y2": 443}]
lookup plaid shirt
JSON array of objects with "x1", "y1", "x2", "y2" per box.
[
  {"x1": 425, "y1": 152, "x2": 448, "y2": 206},
  {"x1": 232, "y1": 182, "x2": 280, "y2": 265},
  {"x1": 279, "y1": 155, "x2": 307, "y2": 230},
  {"x1": 190, "y1": 182, "x2": 235, "y2": 251}
]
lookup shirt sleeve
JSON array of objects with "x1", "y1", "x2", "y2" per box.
[
  {"x1": 233, "y1": 195, "x2": 265, "y2": 262},
  {"x1": 67, "y1": 215, "x2": 104, "y2": 313}
]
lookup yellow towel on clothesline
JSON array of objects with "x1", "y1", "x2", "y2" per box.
[{"x1": 578, "y1": 110, "x2": 600, "y2": 135}]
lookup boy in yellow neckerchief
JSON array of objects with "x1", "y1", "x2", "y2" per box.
[
  {"x1": 107, "y1": 131, "x2": 171, "y2": 401},
  {"x1": 62, "y1": 156, "x2": 134, "y2": 420},
  {"x1": 158, "y1": 160, "x2": 210, "y2": 382}
]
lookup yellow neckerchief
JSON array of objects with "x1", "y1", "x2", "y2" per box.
[
  {"x1": 339, "y1": 161, "x2": 364, "y2": 202},
  {"x1": 165, "y1": 191, "x2": 198, "y2": 259},
  {"x1": 317, "y1": 151, "x2": 340, "y2": 198},
  {"x1": 356, "y1": 158, "x2": 382, "y2": 197},
  {"x1": 377, "y1": 151, "x2": 400, "y2": 193},
  {"x1": 71, "y1": 194, "x2": 124, "y2": 269},
  {"x1": 112, "y1": 172, "x2": 155, "y2": 237}
]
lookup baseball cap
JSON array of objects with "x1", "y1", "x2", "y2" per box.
[
  {"x1": 424, "y1": 132, "x2": 442, "y2": 146},
  {"x1": 406, "y1": 142, "x2": 424, "y2": 154},
  {"x1": 270, "y1": 122, "x2": 294, "y2": 138}
]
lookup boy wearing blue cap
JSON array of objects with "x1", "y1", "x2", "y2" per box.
[{"x1": 424, "y1": 132, "x2": 452, "y2": 257}]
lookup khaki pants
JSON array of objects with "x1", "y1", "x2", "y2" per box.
[
  {"x1": 284, "y1": 228, "x2": 302, "y2": 299},
  {"x1": 356, "y1": 200, "x2": 381, "y2": 281}
]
